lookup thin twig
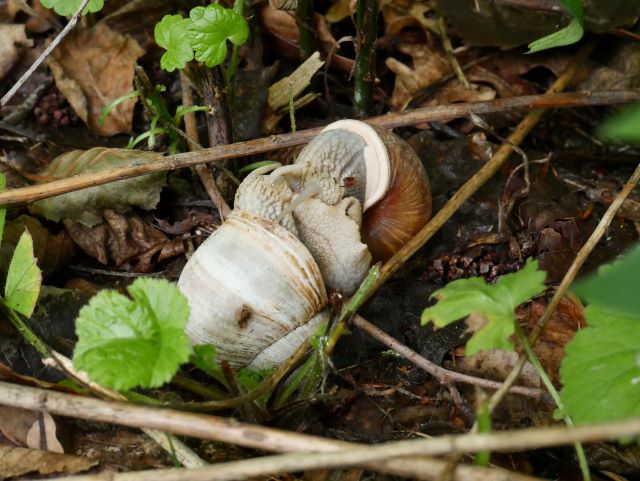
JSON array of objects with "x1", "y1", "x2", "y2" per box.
[
  {"x1": 1, "y1": 0, "x2": 91, "y2": 106},
  {"x1": 46, "y1": 353, "x2": 207, "y2": 468},
  {"x1": 7, "y1": 381, "x2": 640, "y2": 481},
  {"x1": 487, "y1": 160, "x2": 640, "y2": 413},
  {"x1": 0, "y1": 90, "x2": 637, "y2": 207},
  {"x1": 351, "y1": 314, "x2": 550, "y2": 401}
]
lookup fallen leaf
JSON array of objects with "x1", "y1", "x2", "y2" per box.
[
  {"x1": 64, "y1": 209, "x2": 184, "y2": 271},
  {"x1": 518, "y1": 294, "x2": 586, "y2": 385},
  {"x1": 0, "y1": 25, "x2": 33, "y2": 82},
  {"x1": 451, "y1": 350, "x2": 540, "y2": 387},
  {"x1": 47, "y1": 23, "x2": 144, "y2": 136},
  {"x1": 325, "y1": 0, "x2": 354, "y2": 23},
  {"x1": 0, "y1": 407, "x2": 63, "y2": 453},
  {"x1": 0, "y1": 215, "x2": 75, "y2": 279},
  {"x1": 0, "y1": 445, "x2": 96, "y2": 479},
  {"x1": 29, "y1": 148, "x2": 166, "y2": 227},
  {"x1": 385, "y1": 43, "x2": 451, "y2": 111}
]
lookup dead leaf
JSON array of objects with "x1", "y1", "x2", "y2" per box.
[
  {"x1": 64, "y1": 209, "x2": 184, "y2": 271},
  {"x1": 325, "y1": 0, "x2": 355, "y2": 23},
  {"x1": 451, "y1": 350, "x2": 540, "y2": 387},
  {"x1": 29, "y1": 148, "x2": 166, "y2": 227},
  {"x1": 418, "y1": 80, "x2": 495, "y2": 109},
  {"x1": 0, "y1": 25, "x2": 33, "y2": 82},
  {"x1": 47, "y1": 23, "x2": 144, "y2": 136},
  {"x1": 0, "y1": 407, "x2": 63, "y2": 453},
  {"x1": 385, "y1": 43, "x2": 451, "y2": 111},
  {"x1": 517, "y1": 295, "x2": 586, "y2": 385},
  {"x1": 0, "y1": 215, "x2": 75, "y2": 279},
  {"x1": 0, "y1": 445, "x2": 96, "y2": 479}
]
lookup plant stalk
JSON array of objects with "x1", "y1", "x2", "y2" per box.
[{"x1": 354, "y1": 0, "x2": 378, "y2": 116}]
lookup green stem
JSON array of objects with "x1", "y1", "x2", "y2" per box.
[
  {"x1": 4, "y1": 304, "x2": 49, "y2": 357},
  {"x1": 296, "y1": 0, "x2": 314, "y2": 59},
  {"x1": 324, "y1": 265, "x2": 381, "y2": 356},
  {"x1": 225, "y1": 0, "x2": 246, "y2": 108},
  {"x1": 515, "y1": 325, "x2": 591, "y2": 481},
  {"x1": 354, "y1": 0, "x2": 378, "y2": 117}
]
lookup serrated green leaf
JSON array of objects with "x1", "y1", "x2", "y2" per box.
[
  {"x1": 40, "y1": 0, "x2": 104, "y2": 16},
  {"x1": 574, "y1": 244, "x2": 640, "y2": 317},
  {"x1": 0, "y1": 173, "x2": 6, "y2": 249},
  {"x1": 560, "y1": 305, "x2": 640, "y2": 424},
  {"x1": 4, "y1": 231, "x2": 42, "y2": 317},
  {"x1": 154, "y1": 15, "x2": 194, "y2": 72},
  {"x1": 73, "y1": 278, "x2": 191, "y2": 391},
  {"x1": 188, "y1": 3, "x2": 249, "y2": 68},
  {"x1": 421, "y1": 259, "x2": 546, "y2": 355},
  {"x1": 527, "y1": 0, "x2": 583, "y2": 53},
  {"x1": 598, "y1": 104, "x2": 640, "y2": 144}
]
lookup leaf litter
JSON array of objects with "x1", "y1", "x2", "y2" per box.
[{"x1": 1, "y1": 0, "x2": 640, "y2": 479}]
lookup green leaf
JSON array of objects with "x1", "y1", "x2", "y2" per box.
[
  {"x1": 574, "y1": 244, "x2": 640, "y2": 317},
  {"x1": 40, "y1": 0, "x2": 104, "y2": 16},
  {"x1": 421, "y1": 259, "x2": 546, "y2": 355},
  {"x1": 0, "y1": 173, "x2": 6, "y2": 249},
  {"x1": 154, "y1": 15, "x2": 194, "y2": 72},
  {"x1": 188, "y1": 3, "x2": 249, "y2": 68},
  {"x1": 192, "y1": 344, "x2": 227, "y2": 386},
  {"x1": 598, "y1": 104, "x2": 640, "y2": 145},
  {"x1": 4, "y1": 231, "x2": 42, "y2": 317},
  {"x1": 527, "y1": 0, "x2": 583, "y2": 53},
  {"x1": 560, "y1": 305, "x2": 640, "y2": 424},
  {"x1": 73, "y1": 278, "x2": 191, "y2": 391}
]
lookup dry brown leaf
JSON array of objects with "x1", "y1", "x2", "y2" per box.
[
  {"x1": 47, "y1": 23, "x2": 144, "y2": 136},
  {"x1": 451, "y1": 350, "x2": 540, "y2": 387},
  {"x1": 517, "y1": 295, "x2": 586, "y2": 385},
  {"x1": 0, "y1": 407, "x2": 63, "y2": 453},
  {"x1": 0, "y1": 445, "x2": 96, "y2": 479},
  {"x1": 0, "y1": 25, "x2": 33, "y2": 82},
  {"x1": 325, "y1": 0, "x2": 355, "y2": 23},
  {"x1": 64, "y1": 209, "x2": 184, "y2": 271},
  {"x1": 385, "y1": 43, "x2": 451, "y2": 111},
  {"x1": 418, "y1": 80, "x2": 495, "y2": 108}
]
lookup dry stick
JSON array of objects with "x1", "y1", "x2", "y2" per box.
[
  {"x1": 46, "y1": 353, "x2": 208, "y2": 468},
  {"x1": 1, "y1": 90, "x2": 637, "y2": 207},
  {"x1": 1, "y1": 0, "x2": 91, "y2": 107},
  {"x1": 7, "y1": 382, "x2": 640, "y2": 481},
  {"x1": 351, "y1": 314, "x2": 549, "y2": 401},
  {"x1": 488, "y1": 160, "x2": 640, "y2": 413},
  {"x1": 0, "y1": 382, "x2": 540, "y2": 481}
]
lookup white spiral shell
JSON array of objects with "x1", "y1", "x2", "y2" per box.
[{"x1": 178, "y1": 211, "x2": 329, "y2": 369}]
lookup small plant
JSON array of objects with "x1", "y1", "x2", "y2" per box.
[
  {"x1": 72, "y1": 278, "x2": 192, "y2": 391},
  {"x1": 0, "y1": 173, "x2": 44, "y2": 358},
  {"x1": 154, "y1": 3, "x2": 249, "y2": 72},
  {"x1": 421, "y1": 259, "x2": 547, "y2": 354},
  {"x1": 527, "y1": 0, "x2": 583, "y2": 53}
]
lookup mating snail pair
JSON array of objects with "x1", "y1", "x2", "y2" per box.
[{"x1": 177, "y1": 120, "x2": 432, "y2": 369}]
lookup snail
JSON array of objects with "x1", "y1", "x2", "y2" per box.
[{"x1": 177, "y1": 120, "x2": 432, "y2": 369}]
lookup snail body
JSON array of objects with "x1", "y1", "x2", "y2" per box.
[{"x1": 177, "y1": 120, "x2": 432, "y2": 369}]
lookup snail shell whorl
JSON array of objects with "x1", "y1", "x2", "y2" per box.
[
  {"x1": 361, "y1": 126, "x2": 432, "y2": 263},
  {"x1": 178, "y1": 211, "x2": 329, "y2": 369}
]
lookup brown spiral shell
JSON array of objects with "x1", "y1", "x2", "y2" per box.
[{"x1": 361, "y1": 126, "x2": 432, "y2": 262}]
